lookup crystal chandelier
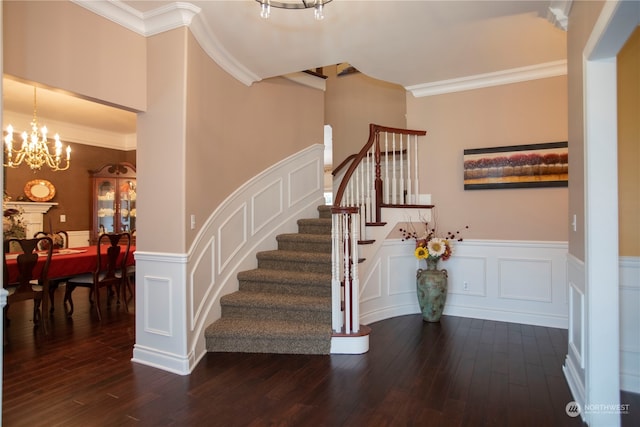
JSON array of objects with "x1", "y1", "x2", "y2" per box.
[
  {"x1": 3, "y1": 87, "x2": 71, "y2": 171},
  {"x1": 256, "y1": 0, "x2": 332, "y2": 21}
]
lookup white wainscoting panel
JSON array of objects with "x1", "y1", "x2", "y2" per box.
[
  {"x1": 251, "y1": 179, "x2": 283, "y2": 235},
  {"x1": 620, "y1": 256, "x2": 640, "y2": 393},
  {"x1": 498, "y1": 258, "x2": 553, "y2": 302},
  {"x1": 132, "y1": 251, "x2": 189, "y2": 375},
  {"x1": 563, "y1": 254, "x2": 586, "y2": 412},
  {"x1": 218, "y1": 204, "x2": 247, "y2": 272},
  {"x1": 67, "y1": 230, "x2": 90, "y2": 248},
  {"x1": 361, "y1": 239, "x2": 569, "y2": 328},
  {"x1": 190, "y1": 237, "x2": 215, "y2": 328},
  {"x1": 132, "y1": 145, "x2": 324, "y2": 375}
]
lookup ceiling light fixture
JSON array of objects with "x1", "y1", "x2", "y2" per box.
[
  {"x1": 256, "y1": 0, "x2": 332, "y2": 21},
  {"x1": 3, "y1": 87, "x2": 71, "y2": 171}
]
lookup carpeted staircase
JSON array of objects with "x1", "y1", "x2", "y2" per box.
[{"x1": 204, "y1": 205, "x2": 333, "y2": 354}]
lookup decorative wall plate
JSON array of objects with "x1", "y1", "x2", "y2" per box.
[{"x1": 24, "y1": 179, "x2": 56, "y2": 202}]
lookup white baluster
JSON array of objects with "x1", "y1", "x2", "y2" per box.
[
  {"x1": 342, "y1": 213, "x2": 351, "y2": 334},
  {"x1": 399, "y1": 133, "x2": 405, "y2": 204},
  {"x1": 383, "y1": 132, "x2": 389, "y2": 204},
  {"x1": 331, "y1": 212, "x2": 342, "y2": 332},
  {"x1": 407, "y1": 134, "x2": 413, "y2": 204},
  {"x1": 350, "y1": 211, "x2": 360, "y2": 333},
  {"x1": 391, "y1": 133, "x2": 397, "y2": 204},
  {"x1": 365, "y1": 146, "x2": 372, "y2": 224},
  {"x1": 413, "y1": 134, "x2": 419, "y2": 203}
]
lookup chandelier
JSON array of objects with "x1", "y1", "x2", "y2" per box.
[
  {"x1": 256, "y1": 0, "x2": 332, "y2": 20},
  {"x1": 3, "y1": 87, "x2": 71, "y2": 171}
]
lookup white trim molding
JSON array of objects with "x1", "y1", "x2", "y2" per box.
[
  {"x1": 361, "y1": 239, "x2": 570, "y2": 329},
  {"x1": 406, "y1": 60, "x2": 567, "y2": 98},
  {"x1": 547, "y1": 0, "x2": 573, "y2": 31}
]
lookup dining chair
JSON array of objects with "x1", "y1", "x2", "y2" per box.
[
  {"x1": 64, "y1": 232, "x2": 131, "y2": 320},
  {"x1": 2, "y1": 236, "x2": 54, "y2": 339},
  {"x1": 34, "y1": 230, "x2": 70, "y2": 314},
  {"x1": 124, "y1": 229, "x2": 136, "y2": 305}
]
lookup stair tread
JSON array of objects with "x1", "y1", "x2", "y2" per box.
[
  {"x1": 206, "y1": 205, "x2": 334, "y2": 355},
  {"x1": 238, "y1": 268, "x2": 331, "y2": 285},
  {"x1": 277, "y1": 233, "x2": 331, "y2": 241},
  {"x1": 297, "y1": 218, "x2": 331, "y2": 223},
  {"x1": 257, "y1": 250, "x2": 331, "y2": 262},
  {"x1": 205, "y1": 317, "x2": 332, "y2": 339},
  {"x1": 221, "y1": 291, "x2": 331, "y2": 311}
]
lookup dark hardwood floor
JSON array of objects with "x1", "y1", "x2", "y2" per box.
[{"x1": 2, "y1": 287, "x2": 638, "y2": 426}]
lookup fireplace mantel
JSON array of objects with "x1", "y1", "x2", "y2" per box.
[{"x1": 5, "y1": 201, "x2": 58, "y2": 238}]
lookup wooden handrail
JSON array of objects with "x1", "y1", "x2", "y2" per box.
[
  {"x1": 333, "y1": 123, "x2": 426, "y2": 223},
  {"x1": 332, "y1": 154, "x2": 357, "y2": 176}
]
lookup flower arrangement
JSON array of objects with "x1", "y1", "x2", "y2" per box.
[
  {"x1": 3, "y1": 193, "x2": 26, "y2": 239},
  {"x1": 43, "y1": 233, "x2": 64, "y2": 249},
  {"x1": 400, "y1": 219, "x2": 467, "y2": 263}
]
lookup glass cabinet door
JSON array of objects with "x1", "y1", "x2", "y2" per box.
[
  {"x1": 91, "y1": 163, "x2": 136, "y2": 244},
  {"x1": 97, "y1": 178, "x2": 117, "y2": 235},
  {"x1": 119, "y1": 179, "x2": 136, "y2": 232}
]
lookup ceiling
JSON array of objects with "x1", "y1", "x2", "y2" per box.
[{"x1": 2, "y1": 0, "x2": 569, "y2": 147}]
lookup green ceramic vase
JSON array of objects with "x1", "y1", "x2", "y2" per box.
[{"x1": 416, "y1": 258, "x2": 448, "y2": 322}]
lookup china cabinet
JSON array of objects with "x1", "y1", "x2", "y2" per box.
[{"x1": 90, "y1": 162, "x2": 136, "y2": 244}]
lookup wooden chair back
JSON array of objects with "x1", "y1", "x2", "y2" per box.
[
  {"x1": 3, "y1": 236, "x2": 54, "y2": 331},
  {"x1": 96, "y1": 232, "x2": 131, "y2": 283}
]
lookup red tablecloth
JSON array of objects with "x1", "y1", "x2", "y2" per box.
[{"x1": 5, "y1": 245, "x2": 135, "y2": 283}]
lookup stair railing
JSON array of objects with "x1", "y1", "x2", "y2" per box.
[
  {"x1": 331, "y1": 206, "x2": 359, "y2": 334},
  {"x1": 334, "y1": 124, "x2": 427, "y2": 229},
  {"x1": 331, "y1": 124, "x2": 427, "y2": 335}
]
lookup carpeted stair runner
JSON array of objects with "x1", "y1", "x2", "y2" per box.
[{"x1": 205, "y1": 205, "x2": 333, "y2": 354}]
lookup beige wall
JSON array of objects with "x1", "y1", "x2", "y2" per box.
[
  {"x1": 183, "y1": 31, "x2": 324, "y2": 247},
  {"x1": 566, "y1": 0, "x2": 605, "y2": 260},
  {"x1": 324, "y1": 65, "x2": 406, "y2": 168},
  {"x1": 618, "y1": 26, "x2": 640, "y2": 257},
  {"x1": 137, "y1": 28, "x2": 325, "y2": 252},
  {"x1": 3, "y1": 0, "x2": 146, "y2": 112},
  {"x1": 136, "y1": 28, "x2": 188, "y2": 252},
  {"x1": 406, "y1": 76, "x2": 568, "y2": 241}
]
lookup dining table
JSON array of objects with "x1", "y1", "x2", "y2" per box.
[{"x1": 4, "y1": 245, "x2": 136, "y2": 284}]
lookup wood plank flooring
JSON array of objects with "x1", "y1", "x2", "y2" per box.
[{"x1": 3, "y1": 287, "x2": 639, "y2": 426}]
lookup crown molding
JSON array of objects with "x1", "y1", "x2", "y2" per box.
[
  {"x1": 406, "y1": 60, "x2": 567, "y2": 98},
  {"x1": 73, "y1": 1, "x2": 259, "y2": 86},
  {"x1": 188, "y1": 12, "x2": 261, "y2": 86},
  {"x1": 72, "y1": 0, "x2": 200, "y2": 36},
  {"x1": 547, "y1": 0, "x2": 573, "y2": 31}
]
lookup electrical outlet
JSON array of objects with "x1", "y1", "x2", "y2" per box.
[
  {"x1": 190, "y1": 214, "x2": 196, "y2": 230},
  {"x1": 463, "y1": 281, "x2": 469, "y2": 291},
  {"x1": 60, "y1": 214, "x2": 66, "y2": 223}
]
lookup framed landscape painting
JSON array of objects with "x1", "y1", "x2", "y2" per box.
[{"x1": 463, "y1": 142, "x2": 568, "y2": 190}]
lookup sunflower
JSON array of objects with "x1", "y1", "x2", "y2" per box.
[{"x1": 414, "y1": 245, "x2": 429, "y2": 259}]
